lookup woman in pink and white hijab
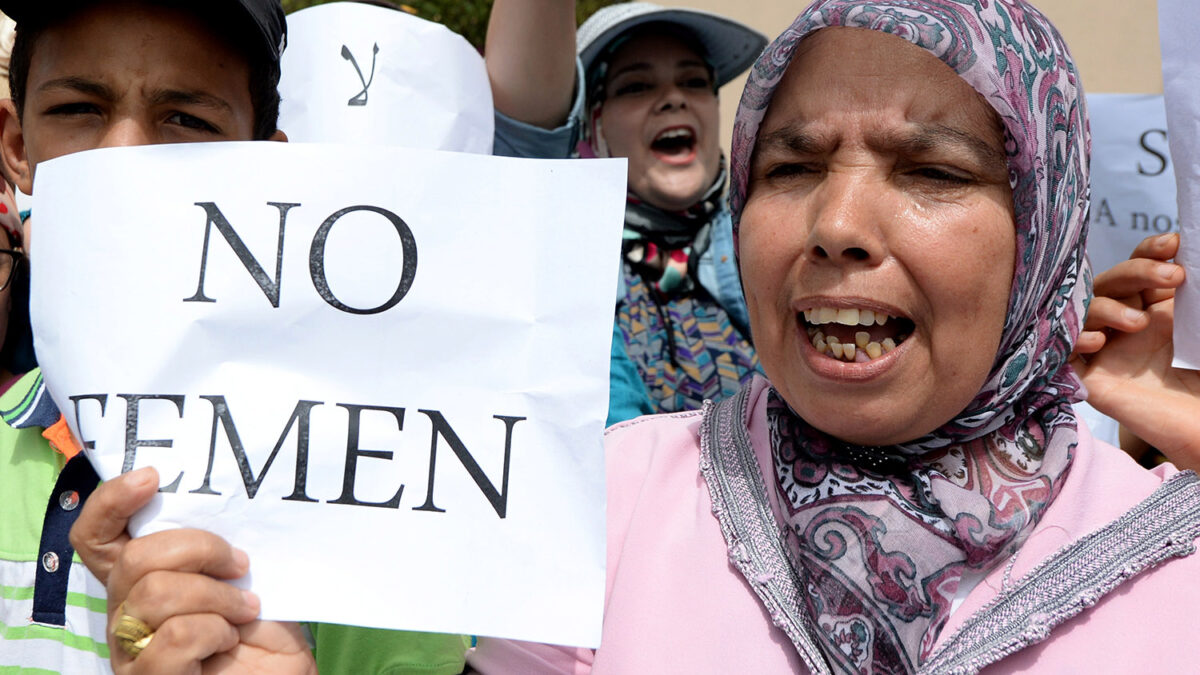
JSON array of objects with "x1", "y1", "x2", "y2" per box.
[{"x1": 470, "y1": 0, "x2": 1200, "y2": 670}]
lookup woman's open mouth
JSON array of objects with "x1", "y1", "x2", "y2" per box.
[
  {"x1": 800, "y1": 306, "x2": 914, "y2": 362},
  {"x1": 650, "y1": 126, "x2": 697, "y2": 164}
]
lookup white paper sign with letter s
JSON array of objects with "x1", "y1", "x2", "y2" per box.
[
  {"x1": 30, "y1": 142, "x2": 625, "y2": 647},
  {"x1": 1160, "y1": 0, "x2": 1200, "y2": 369},
  {"x1": 1085, "y1": 94, "x2": 1178, "y2": 275}
]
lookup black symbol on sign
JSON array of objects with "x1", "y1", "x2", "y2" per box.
[{"x1": 341, "y1": 43, "x2": 380, "y2": 107}]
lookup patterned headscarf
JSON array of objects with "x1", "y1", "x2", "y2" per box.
[{"x1": 725, "y1": 1, "x2": 1091, "y2": 671}]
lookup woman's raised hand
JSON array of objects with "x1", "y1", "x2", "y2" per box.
[
  {"x1": 70, "y1": 467, "x2": 317, "y2": 674},
  {"x1": 1075, "y1": 233, "x2": 1184, "y2": 354},
  {"x1": 1072, "y1": 233, "x2": 1200, "y2": 470},
  {"x1": 485, "y1": 0, "x2": 577, "y2": 128}
]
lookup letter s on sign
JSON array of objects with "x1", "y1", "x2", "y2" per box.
[{"x1": 1137, "y1": 129, "x2": 1169, "y2": 177}]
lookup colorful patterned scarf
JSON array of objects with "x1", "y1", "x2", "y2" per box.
[
  {"x1": 614, "y1": 180, "x2": 760, "y2": 412},
  {"x1": 726, "y1": 1, "x2": 1091, "y2": 671},
  {"x1": 621, "y1": 165, "x2": 726, "y2": 295},
  {"x1": 616, "y1": 263, "x2": 759, "y2": 413},
  {"x1": 615, "y1": 165, "x2": 759, "y2": 413}
]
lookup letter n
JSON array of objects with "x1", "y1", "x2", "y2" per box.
[
  {"x1": 413, "y1": 411, "x2": 524, "y2": 518},
  {"x1": 183, "y1": 202, "x2": 299, "y2": 307}
]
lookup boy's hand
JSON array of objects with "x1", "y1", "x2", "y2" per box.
[{"x1": 70, "y1": 467, "x2": 317, "y2": 674}]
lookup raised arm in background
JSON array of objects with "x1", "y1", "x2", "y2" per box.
[{"x1": 485, "y1": 0, "x2": 578, "y2": 128}]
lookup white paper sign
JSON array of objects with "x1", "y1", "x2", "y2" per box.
[
  {"x1": 1160, "y1": 0, "x2": 1200, "y2": 369},
  {"x1": 30, "y1": 142, "x2": 625, "y2": 647},
  {"x1": 278, "y1": 3, "x2": 493, "y2": 154},
  {"x1": 1085, "y1": 94, "x2": 1178, "y2": 275}
]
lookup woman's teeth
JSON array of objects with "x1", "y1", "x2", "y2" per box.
[
  {"x1": 656, "y1": 128, "x2": 693, "y2": 142},
  {"x1": 807, "y1": 330, "x2": 901, "y2": 361},
  {"x1": 651, "y1": 128, "x2": 696, "y2": 154},
  {"x1": 803, "y1": 307, "x2": 890, "y2": 326},
  {"x1": 803, "y1": 306, "x2": 909, "y2": 362}
]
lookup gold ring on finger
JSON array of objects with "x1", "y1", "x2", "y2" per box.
[{"x1": 113, "y1": 602, "x2": 155, "y2": 659}]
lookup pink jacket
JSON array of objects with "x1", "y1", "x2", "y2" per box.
[{"x1": 468, "y1": 379, "x2": 1200, "y2": 673}]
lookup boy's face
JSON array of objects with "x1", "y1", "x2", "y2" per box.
[{"x1": 0, "y1": 2, "x2": 282, "y2": 198}]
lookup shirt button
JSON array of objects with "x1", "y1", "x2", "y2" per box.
[
  {"x1": 59, "y1": 491, "x2": 80, "y2": 511},
  {"x1": 41, "y1": 551, "x2": 60, "y2": 573},
  {"x1": 721, "y1": 256, "x2": 728, "y2": 263}
]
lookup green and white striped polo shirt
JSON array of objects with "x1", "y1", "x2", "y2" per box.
[{"x1": 0, "y1": 369, "x2": 110, "y2": 674}]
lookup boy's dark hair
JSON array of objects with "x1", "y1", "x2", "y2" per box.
[{"x1": 8, "y1": 0, "x2": 281, "y2": 140}]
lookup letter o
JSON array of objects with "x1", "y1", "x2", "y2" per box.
[
  {"x1": 310, "y1": 205, "x2": 417, "y2": 315},
  {"x1": 1153, "y1": 214, "x2": 1174, "y2": 234}
]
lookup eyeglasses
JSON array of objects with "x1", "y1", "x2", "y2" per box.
[{"x1": 0, "y1": 249, "x2": 23, "y2": 292}]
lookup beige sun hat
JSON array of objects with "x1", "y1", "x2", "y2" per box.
[{"x1": 577, "y1": 2, "x2": 767, "y2": 88}]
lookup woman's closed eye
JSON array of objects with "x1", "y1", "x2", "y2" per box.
[
  {"x1": 905, "y1": 166, "x2": 973, "y2": 184},
  {"x1": 764, "y1": 162, "x2": 820, "y2": 180}
]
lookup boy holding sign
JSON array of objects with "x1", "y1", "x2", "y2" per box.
[
  {"x1": 0, "y1": 3, "x2": 472, "y2": 674},
  {"x1": 0, "y1": 2, "x2": 284, "y2": 672}
]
